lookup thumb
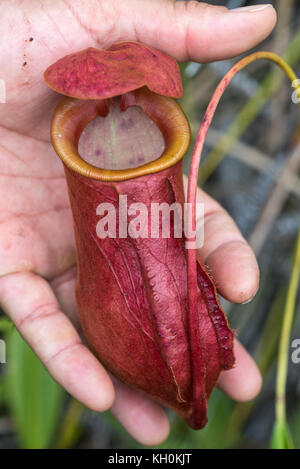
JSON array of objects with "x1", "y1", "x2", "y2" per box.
[{"x1": 122, "y1": 0, "x2": 277, "y2": 62}]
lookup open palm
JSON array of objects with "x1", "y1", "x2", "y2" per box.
[{"x1": 0, "y1": 0, "x2": 276, "y2": 445}]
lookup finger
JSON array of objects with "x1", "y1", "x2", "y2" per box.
[
  {"x1": 199, "y1": 190, "x2": 260, "y2": 304},
  {"x1": 183, "y1": 177, "x2": 259, "y2": 303},
  {"x1": 122, "y1": 0, "x2": 277, "y2": 62},
  {"x1": 50, "y1": 266, "x2": 79, "y2": 328},
  {"x1": 217, "y1": 339, "x2": 262, "y2": 402},
  {"x1": 0, "y1": 271, "x2": 114, "y2": 411},
  {"x1": 51, "y1": 271, "x2": 169, "y2": 446},
  {"x1": 111, "y1": 379, "x2": 170, "y2": 446}
]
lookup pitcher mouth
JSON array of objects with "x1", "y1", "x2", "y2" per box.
[{"x1": 51, "y1": 87, "x2": 190, "y2": 182}]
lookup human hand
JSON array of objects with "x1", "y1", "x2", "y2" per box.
[{"x1": 0, "y1": 0, "x2": 276, "y2": 445}]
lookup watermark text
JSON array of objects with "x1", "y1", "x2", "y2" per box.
[
  {"x1": 0, "y1": 79, "x2": 6, "y2": 103},
  {"x1": 0, "y1": 339, "x2": 6, "y2": 364},
  {"x1": 96, "y1": 196, "x2": 204, "y2": 249},
  {"x1": 291, "y1": 339, "x2": 300, "y2": 364}
]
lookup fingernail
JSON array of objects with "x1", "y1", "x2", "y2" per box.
[
  {"x1": 242, "y1": 298, "x2": 253, "y2": 305},
  {"x1": 231, "y1": 4, "x2": 273, "y2": 13},
  {"x1": 242, "y1": 294, "x2": 256, "y2": 305}
]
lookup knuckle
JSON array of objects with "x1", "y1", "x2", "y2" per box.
[
  {"x1": 18, "y1": 302, "x2": 59, "y2": 328},
  {"x1": 44, "y1": 340, "x2": 81, "y2": 365},
  {"x1": 175, "y1": 1, "x2": 227, "y2": 19},
  {"x1": 184, "y1": 1, "x2": 209, "y2": 15}
]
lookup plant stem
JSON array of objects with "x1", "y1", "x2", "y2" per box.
[
  {"x1": 276, "y1": 229, "x2": 300, "y2": 423},
  {"x1": 198, "y1": 27, "x2": 300, "y2": 185},
  {"x1": 187, "y1": 52, "x2": 300, "y2": 414}
]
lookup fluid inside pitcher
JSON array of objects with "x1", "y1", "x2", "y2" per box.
[{"x1": 78, "y1": 99, "x2": 165, "y2": 170}]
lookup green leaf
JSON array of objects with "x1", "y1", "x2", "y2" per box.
[
  {"x1": 54, "y1": 399, "x2": 84, "y2": 449},
  {"x1": 0, "y1": 316, "x2": 13, "y2": 332},
  {"x1": 4, "y1": 328, "x2": 65, "y2": 449},
  {"x1": 270, "y1": 421, "x2": 294, "y2": 449}
]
